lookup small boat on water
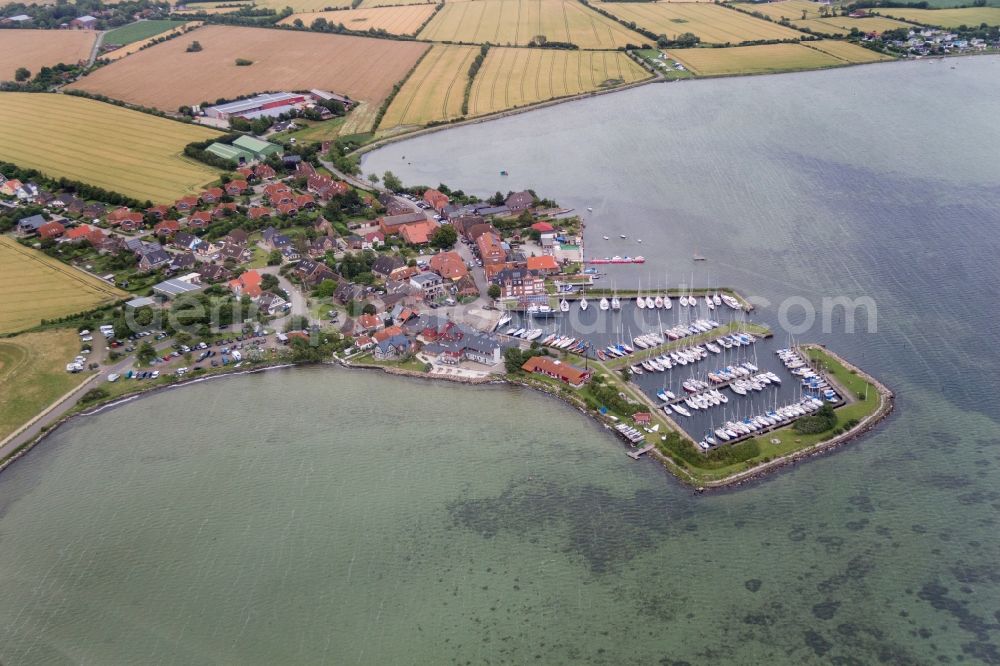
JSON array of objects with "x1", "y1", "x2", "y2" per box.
[
  {"x1": 713, "y1": 293, "x2": 722, "y2": 307},
  {"x1": 587, "y1": 207, "x2": 593, "y2": 212},
  {"x1": 611, "y1": 296, "x2": 621, "y2": 310},
  {"x1": 560, "y1": 299, "x2": 570, "y2": 312},
  {"x1": 644, "y1": 296, "x2": 655, "y2": 309},
  {"x1": 705, "y1": 295, "x2": 715, "y2": 310},
  {"x1": 580, "y1": 296, "x2": 589, "y2": 311},
  {"x1": 679, "y1": 295, "x2": 689, "y2": 307},
  {"x1": 654, "y1": 296, "x2": 664, "y2": 309},
  {"x1": 596, "y1": 349, "x2": 607, "y2": 361},
  {"x1": 663, "y1": 295, "x2": 672, "y2": 310},
  {"x1": 599, "y1": 297, "x2": 610, "y2": 310},
  {"x1": 636, "y1": 295, "x2": 646, "y2": 309},
  {"x1": 721, "y1": 294, "x2": 741, "y2": 310},
  {"x1": 603, "y1": 235, "x2": 609, "y2": 240},
  {"x1": 496, "y1": 313, "x2": 512, "y2": 329},
  {"x1": 620, "y1": 234, "x2": 627, "y2": 239}
]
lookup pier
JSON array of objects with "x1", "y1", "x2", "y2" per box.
[{"x1": 627, "y1": 444, "x2": 655, "y2": 460}]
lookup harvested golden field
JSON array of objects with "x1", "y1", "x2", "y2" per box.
[
  {"x1": 0, "y1": 30, "x2": 96, "y2": 82},
  {"x1": 803, "y1": 39, "x2": 895, "y2": 62},
  {"x1": 0, "y1": 237, "x2": 127, "y2": 335},
  {"x1": 69, "y1": 26, "x2": 428, "y2": 112},
  {"x1": 378, "y1": 45, "x2": 478, "y2": 131},
  {"x1": 102, "y1": 21, "x2": 203, "y2": 61},
  {"x1": 876, "y1": 7, "x2": 1000, "y2": 27},
  {"x1": 173, "y1": 3, "x2": 251, "y2": 15},
  {"x1": 594, "y1": 2, "x2": 805, "y2": 43},
  {"x1": 0, "y1": 328, "x2": 88, "y2": 443},
  {"x1": 0, "y1": 92, "x2": 221, "y2": 203},
  {"x1": 668, "y1": 42, "x2": 843, "y2": 75},
  {"x1": 733, "y1": 0, "x2": 831, "y2": 22},
  {"x1": 359, "y1": 0, "x2": 434, "y2": 6},
  {"x1": 256, "y1": 0, "x2": 352, "y2": 9},
  {"x1": 467, "y1": 48, "x2": 650, "y2": 116},
  {"x1": 418, "y1": 0, "x2": 647, "y2": 48},
  {"x1": 794, "y1": 15, "x2": 914, "y2": 34},
  {"x1": 281, "y1": 4, "x2": 437, "y2": 34}
]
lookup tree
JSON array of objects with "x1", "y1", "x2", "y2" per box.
[
  {"x1": 313, "y1": 278, "x2": 337, "y2": 298},
  {"x1": 14, "y1": 67, "x2": 30, "y2": 82},
  {"x1": 136, "y1": 341, "x2": 156, "y2": 366},
  {"x1": 382, "y1": 171, "x2": 403, "y2": 191},
  {"x1": 362, "y1": 303, "x2": 376, "y2": 315},
  {"x1": 261, "y1": 273, "x2": 280, "y2": 292},
  {"x1": 267, "y1": 250, "x2": 283, "y2": 266},
  {"x1": 368, "y1": 173, "x2": 380, "y2": 185},
  {"x1": 430, "y1": 224, "x2": 458, "y2": 250},
  {"x1": 186, "y1": 41, "x2": 203, "y2": 52},
  {"x1": 487, "y1": 284, "x2": 501, "y2": 299}
]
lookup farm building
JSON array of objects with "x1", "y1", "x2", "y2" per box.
[
  {"x1": 205, "y1": 142, "x2": 255, "y2": 165},
  {"x1": 204, "y1": 93, "x2": 309, "y2": 121},
  {"x1": 232, "y1": 135, "x2": 282, "y2": 160},
  {"x1": 70, "y1": 15, "x2": 98, "y2": 29}
]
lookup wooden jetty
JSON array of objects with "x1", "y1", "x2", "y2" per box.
[{"x1": 627, "y1": 444, "x2": 655, "y2": 460}]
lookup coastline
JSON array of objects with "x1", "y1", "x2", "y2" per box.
[{"x1": 0, "y1": 343, "x2": 893, "y2": 490}]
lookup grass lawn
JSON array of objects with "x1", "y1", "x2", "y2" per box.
[
  {"x1": 634, "y1": 49, "x2": 694, "y2": 79},
  {"x1": 357, "y1": 352, "x2": 429, "y2": 373},
  {"x1": 278, "y1": 117, "x2": 347, "y2": 144},
  {"x1": 0, "y1": 328, "x2": 89, "y2": 442},
  {"x1": 103, "y1": 20, "x2": 186, "y2": 45}
]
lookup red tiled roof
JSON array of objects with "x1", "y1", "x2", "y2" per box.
[
  {"x1": 399, "y1": 220, "x2": 438, "y2": 245},
  {"x1": 65, "y1": 224, "x2": 94, "y2": 240},
  {"x1": 530, "y1": 221, "x2": 554, "y2": 232},
  {"x1": 429, "y1": 251, "x2": 467, "y2": 280},
  {"x1": 228, "y1": 269, "x2": 262, "y2": 298},
  {"x1": 522, "y1": 356, "x2": 590, "y2": 386},
  {"x1": 38, "y1": 221, "x2": 65, "y2": 238},
  {"x1": 526, "y1": 255, "x2": 559, "y2": 272}
]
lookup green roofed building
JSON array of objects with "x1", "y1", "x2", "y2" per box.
[
  {"x1": 205, "y1": 142, "x2": 254, "y2": 165},
  {"x1": 232, "y1": 135, "x2": 282, "y2": 160}
]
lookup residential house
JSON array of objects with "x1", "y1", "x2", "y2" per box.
[
  {"x1": 254, "y1": 164, "x2": 276, "y2": 180},
  {"x1": 169, "y1": 252, "x2": 197, "y2": 272},
  {"x1": 429, "y1": 251, "x2": 468, "y2": 281},
  {"x1": 277, "y1": 202, "x2": 299, "y2": 217},
  {"x1": 308, "y1": 174, "x2": 349, "y2": 200},
  {"x1": 257, "y1": 291, "x2": 288, "y2": 315},
  {"x1": 70, "y1": 14, "x2": 98, "y2": 28},
  {"x1": 357, "y1": 313, "x2": 381, "y2": 332},
  {"x1": 526, "y1": 255, "x2": 560, "y2": 274},
  {"x1": 423, "y1": 188, "x2": 450, "y2": 212},
  {"x1": 334, "y1": 281, "x2": 367, "y2": 305},
  {"x1": 494, "y1": 267, "x2": 544, "y2": 298},
  {"x1": 295, "y1": 161, "x2": 317, "y2": 178},
  {"x1": 530, "y1": 221, "x2": 554, "y2": 234},
  {"x1": 38, "y1": 220, "x2": 66, "y2": 240},
  {"x1": 16, "y1": 214, "x2": 47, "y2": 235},
  {"x1": 197, "y1": 263, "x2": 233, "y2": 283},
  {"x1": 362, "y1": 230, "x2": 385, "y2": 250},
  {"x1": 399, "y1": 220, "x2": 438, "y2": 245},
  {"x1": 189, "y1": 210, "x2": 214, "y2": 228},
  {"x1": 0, "y1": 179, "x2": 23, "y2": 197},
  {"x1": 171, "y1": 231, "x2": 199, "y2": 251},
  {"x1": 146, "y1": 204, "x2": 170, "y2": 220},
  {"x1": 378, "y1": 211, "x2": 427, "y2": 236},
  {"x1": 248, "y1": 206, "x2": 272, "y2": 221},
  {"x1": 64, "y1": 224, "x2": 96, "y2": 242},
  {"x1": 505, "y1": 190, "x2": 534, "y2": 212},
  {"x1": 294, "y1": 193, "x2": 315, "y2": 209},
  {"x1": 225, "y1": 180, "x2": 248, "y2": 196},
  {"x1": 378, "y1": 193, "x2": 414, "y2": 216},
  {"x1": 228, "y1": 269, "x2": 263, "y2": 298},
  {"x1": 308, "y1": 235, "x2": 337, "y2": 258},
  {"x1": 174, "y1": 195, "x2": 199, "y2": 212},
  {"x1": 154, "y1": 219, "x2": 181, "y2": 237},
  {"x1": 410, "y1": 271, "x2": 445, "y2": 301},
  {"x1": 476, "y1": 231, "x2": 507, "y2": 266},
  {"x1": 371, "y1": 255, "x2": 405, "y2": 278},
  {"x1": 454, "y1": 273, "x2": 479, "y2": 298},
  {"x1": 451, "y1": 214, "x2": 485, "y2": 238},
  {"x1": 138, "y1": 248, "x2": 172, "y2": 272},
  {"x1": 200, "y1": 187, "x2": 224, "y2": 204},
  {"x1": 293, "y1": 258, "x2": 335, "y2": 286},
  {"x1": 262, "y1": 226, "x2": 291, "y2": 250},
  {"x1": 522, "y1": 356, "x2": 591, "y2": 388}
]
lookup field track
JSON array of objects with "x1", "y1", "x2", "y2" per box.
[
  {"x1": 0, "y1": 236, "x2": 126, "y2": 335},
  {"x1": 467, "y1": 48, "x2": 650, "y2": 116},
  {"x1": 0, "y1": 92, "x2": 221, "y2": 203},
  {"x1": 0, "y1": 30, "x2": 96, "y2": 82},
  {"x1": 418, "y1": 0, "x2": 647, "y2": 48},
  {"x1": 69, "y1": 26, "x2": 428, "y2": 114}
]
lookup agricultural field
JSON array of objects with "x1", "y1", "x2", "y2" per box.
[
  {"x1": 594, "y1": 2, "x2": 806, "y2": 44},
  {"x1": 102, "y1": 21, "x2": 202, "y2": 61},
  {"x1": 417, "y1": 0, "x2": 647, "y2": 49},
  {"x1": 103, "y1": 19, "x2": 186, "y2": 46},
  {"x1": 0, "y1": 93, "x2": 221, "y2": 202},
  {"x1": 254, "y1": 0, "x2": 352, "y2": 10},
  {"x1": 0, "y1": 328, "x2": 88, "y2": 443},
  {"x1": 803, "y1": 38, "x2": 896, "y2": 62},
  {"x1": 359, "y1": 0, "x2": 435, "y2": 6},
  {"x1": 667, "y1": 42, "x2": 846, "y2": 75},
  {"x1": 874, "y1": 6, "x2": 1000, "y2": 27},
  {"x1": 793, "y1": 15, "x2": 915, "y2": 35},
  {"x1": 732, "y1": 0, "x2": 832, "y2": 22},
  {"x1": 0, "y1": 236, "x2": 126, "y2": 335},
  {"x1": 69, "y1": 26, "x2": 429, "y2": 122},
  {"x1": 280, "y1": 4, "x2": 437, "y2": 34},
  {"x1": 378, "y1": 45, "x2": 479, "y2": 132},
  {"x1": 467, "y1": 48, "x2": 650, "y2": 116},
  {"x1": 173, "y1": 2, "x2": 253, "y2": 14},
  {"x1": 0, "y1": 30, "x2": 96, "y2": 82}
]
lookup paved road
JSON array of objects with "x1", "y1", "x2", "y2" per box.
[
  {"x1": 86, "y1": 30, "x2": 107, "y2": 67},
  {"x1": 257, "y1": 264, "x2": 309, "y2": 328}
]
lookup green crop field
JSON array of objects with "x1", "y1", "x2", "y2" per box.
[
  {"x1": 379, "y1": 45, "x2": 479, "y2": 131},
  {"x1": 0, "y1": 93, "x2": 222, "y2": 203},
  {"x1": 875, "y1": 6, "x2": 1000, "y2": 27},
  {"x1": 467, "y1": 48, "x2": 650, "y2": 116},
  {"x1": 418, "y1": 0, "x2": 647, "y2": 49},
  {"x1": 0, "y1": 236, "x2": 126, "y2": 335},
  {"x1": 103, "y1": 20, "x2": 187, "y2": 46},
  {"x1": 0, "y1": 328, "x2": 89, "y2": 443},
  {"x1": 803, "y1": 39, "x2": 895, "y2": 63},
  {"x1": 732, "y1": 0, "x2": 832, "y2": 22},
  {"x1": 595, "y1": 2, "x2": 806, "y2": 44}
]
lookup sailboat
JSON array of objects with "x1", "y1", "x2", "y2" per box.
[
  {"x1": 580, "y1": 296, "x2": 589, "y2": 311},
  {"x1": 560, "y1": 298, "x2": 570, "y2": 312},
  {"x1": 654, "y1": 295, "x2": 664, "y2": 309},
  {"x1": 713, "y1": 292, "x2": 722, "y2": 307},
  {"x1": 611, "y1": 293, "x2": 621, "y2": 310},
  {"x1": 644, "y1": 295, "x2": 655, "y2": 309},
  {"x1": 636, "y1": 283, "x2": 646, "y2": 309},
  {"x1": 599, "y1": 297, "x2": 610, "y2": 311}
]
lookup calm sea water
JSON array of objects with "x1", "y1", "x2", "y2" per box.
[{"x1": 2, "y1": 58, "x2": 1000, "y2": 664}]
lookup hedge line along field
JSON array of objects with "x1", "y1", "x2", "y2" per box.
[
  {"x1": 103, "y1": 19, "x2": 187, "y2": 46},
  {"x1": 69, "y1": 26, "x2": 429, "y2": 119},
  {"x1": 793, "y1": 15, "x2": 915, "y2": 35},
  {"x1": 418, "y1": 0, "x2": 647, "y2": 49},
  {"x1": 593, "y1": 2, "x2": 805, "y2": 44},
  {"x1": 0, "y1": 237, "x2": 127, "y2": 335},
  {"x1": 378, "y1": 45, "x2": 478, "y2": 132},
  {"x1": 280, "y1": 4, "x2": 437, "y2": 35},
  {"x1": 0, "y1": 328, "x2": 88, "y2": 443},
  {"x1": 467, "y1": 48, "x2": 650, "y2": 117},
  {"x1": 667, "y1": 42, "x2": 845, "y2": 76},
  {"x1": 876, "y1": 6, "x2": 1000, "y2": 27},
  {"x1": 359, "y1": 0, "x2": 436, "y2": 6},
  {"x1": 0, "y1": 93, "x2": 221, "y2": 203},
  {"x1": 0, "y1": 30, "x2": 96, "y2": 82}
]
